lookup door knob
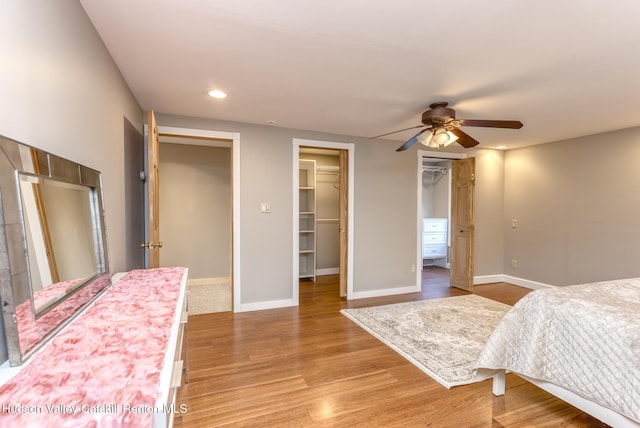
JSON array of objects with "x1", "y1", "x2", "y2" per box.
[{"x1": 141, "y1": 242, "x2": 163, "y2": 248}]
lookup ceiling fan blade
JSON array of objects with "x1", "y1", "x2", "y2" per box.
[
  {"x1": 458, "y1": 119, "x2": 523, "y2": 129},
  {"x1": 370, "y1": 124, "x2": 425, "y2": 139},
  {"x1": 447, "y1": 127, "x2": 480, "y2": 148},
  {"x1": 396, "y1": 128, "x2": 431, "y2": 151}
]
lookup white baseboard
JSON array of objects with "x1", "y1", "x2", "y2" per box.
[
  {"x1": 237, "y1": 298, "x2": 296, "y2": 313},
  {"x1": 474, "y1": 275, "x2": 505, "y2": 285},
  {"x1": 474, "y1": 274, "x2": 554, "y2": 290},
  {"x1": 349, "y1": 284, "x2": 421, "y2": 300},
  {"x1": 503, "y1": 275, "x2": 554, "y2": 289},
  {"x1": 238, "y1": 274, "x2": 553, "y2": 313},
  {"x1": 316, "y1": 267, "x2": 339, "y2": 276}
]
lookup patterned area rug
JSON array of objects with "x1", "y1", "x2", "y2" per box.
[{"x1": 340, "y1": 294, "x2": 511, "y2": 388}]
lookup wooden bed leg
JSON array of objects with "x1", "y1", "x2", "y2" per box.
[{"x1": 492, "y1": 370, "x2": 506, "y2": 396}]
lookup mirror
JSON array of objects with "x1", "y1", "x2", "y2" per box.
[
  {"x1": 0, "y1": 135, "x2": 111, "y2": 365},
  {"x1": 19, "y1": 174, "x2": 100, "y2": 317}
]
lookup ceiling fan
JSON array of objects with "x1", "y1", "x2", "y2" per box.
[{"x1": 371, "y1": 102, "x2": 523, "y2": 151}]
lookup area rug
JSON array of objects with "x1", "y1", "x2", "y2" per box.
[{"x1": 340, "y1": 295, "x2": 511, "y2": 388}]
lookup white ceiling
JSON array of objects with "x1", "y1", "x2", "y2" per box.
[{"x1": 79, "y1": 0, "x2": 640, "y2": 150}]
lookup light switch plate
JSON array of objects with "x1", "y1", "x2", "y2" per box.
[{"x1": 260, "y1": 202, "x2": 271, "y2": 213}]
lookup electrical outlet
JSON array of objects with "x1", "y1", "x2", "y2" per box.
[{"x1": 511, "y1": 259, "x2": 518, "y2": 269}]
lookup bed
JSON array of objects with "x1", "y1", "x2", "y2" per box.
[{"x1": 475, "y1": 277, "x2": 640, "y2": 427}]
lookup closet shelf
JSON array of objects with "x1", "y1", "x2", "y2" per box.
[{"x1": 299, "y1": 159, "x2": 317, "y2": 280}]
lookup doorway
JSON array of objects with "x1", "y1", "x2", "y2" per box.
[
  {"x1": 293, "y1": 139, "x2": 354, "y2": 303},
  {"x1": 159, "y1": 136, "x2": 232, "y2": 313},
  {"x1": 144, "y1": 124, "x2": 241, "y2": 312},
  {"x1": 416, "y1": 150, "x2": 469, "y2": 290}
]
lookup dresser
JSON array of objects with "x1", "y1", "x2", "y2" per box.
[
  {"x1": 0, "y1": 267, "x2": 188, "y2": 428},
  {"x1": 422, "y1": 218, "x2": 448, "y2": 261}
]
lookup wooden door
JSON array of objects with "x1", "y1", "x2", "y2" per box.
[
  {"x1": 338, "y1": 149, "x2": 348, "y2": 297},
  {"x1": 145, "y1": 110, "x2": 162, "y2": 268},
  {"x1": 450, "y1": 157, "x2": 475, "y2": 291}
]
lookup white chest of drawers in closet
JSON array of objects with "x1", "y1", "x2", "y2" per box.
[{"x1": 422, "y1": 218, "x2": 448, "y2": 259}]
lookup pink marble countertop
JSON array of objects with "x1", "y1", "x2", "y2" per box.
[
  {"x1": 0, "y1": 267, "x2": 187, "y2": 427},
  {"x1": 16, "y1": 274, "x2": 111, "y2": 356}
]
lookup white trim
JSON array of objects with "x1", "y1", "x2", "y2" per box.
[
  {"x1": 238, "y1": 299, "x2": 297, "y2": 313},
  {"x1": 420, "y1": 150, "x2": 468, "y2": 160},
  {"x1": 474, "y1": 274, "x2": 554, "y2": 290},
  {"x1": 156, "y1": 126, "x2": 234, "y2": 142},
  {"x1": 502, "y1": 275, "x2": 554, "y2": 289},
  {"x1": 232, "y1": 133, "x2": 241, "y2": 312},
  {"x1": 155, "y1": 126, "x2": 242, "y2": 313},
  {"x1": 350, "y1": 284, "x2": 420, "y2": 300},
  {"x1": 293, "y1": 138, "x2": 355, "y2": 303},
  {"x1": 473, "y1": 274, "x2": 506, "y2": 285},
  {"x1": 316, "y1": 267, "x2": 339, "y2": 276}
]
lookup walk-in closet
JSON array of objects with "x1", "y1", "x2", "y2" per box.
[
  {"x1": 298, "y1": 148, "x2": 341, "y2": 280},
  {"x1": 421, "y1": 158, "x2": 452, "y2": 269}
]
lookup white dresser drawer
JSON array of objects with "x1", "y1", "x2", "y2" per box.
[
  {"x1": 423, "y1": 245, "x2": 447, "y2": 258},
  {"x1": 423, "y1": 218, "x2": 447, "y2": 233},
  {"x1": 423, "y1": 232, "x2": 446, "y2": 245}
]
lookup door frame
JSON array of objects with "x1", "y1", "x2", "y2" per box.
[
  {"x1": 416, "y1": 150, "x2": 467, "y2": 287},
  {"x1": 144, "y1": 124, "x2": 241, "y2": 311},
  {"x1": 293, "y1": 138, "x2": 354, "y2": 302}
]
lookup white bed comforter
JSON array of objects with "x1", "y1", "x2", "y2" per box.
[{"x1": 476, "y1": 277, "x2": 640, "y2": 423}]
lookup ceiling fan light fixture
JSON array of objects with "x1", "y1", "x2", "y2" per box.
[
  {"x1": 441, "y1": 131, "x2": 459, "y2": 147},
  {"x1": 417, "y1": 130, "x2": 435, "y2": 147},
  {"x1": 432, "y1": 127, "x2": 450, "y2": 145}
]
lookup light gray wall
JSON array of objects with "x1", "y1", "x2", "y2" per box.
[
  {"x1": 504, "y1": 126, "x2": 640, "y2": 285},
  {"x1": 159, "y1": 143, "x2": 231, "y2": 279},
  {"x1": 432, "y1": 162, "x2": 450, "y2": 219},
  {"x1": 155, "y1": 114, "x2": 422, "y2": 303},
  {"x1": 422, "y1": 161, "x2": 450, "y2": 219},
  {"x1": 0, "y1": 0, "x2": 143, "y2": 274},
  {"x1": 0, "y1": 1, "x2": 142, "y2": 363},
  {"x1": 471, "y1": 149, "x2": 506, "y2": 276}
]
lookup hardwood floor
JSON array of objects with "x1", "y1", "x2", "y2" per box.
[{"x1": 174, "y1": 267, "x2": 607, "y2": 427}]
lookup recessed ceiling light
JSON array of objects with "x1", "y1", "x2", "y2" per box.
[
  {"x1": 265, "y1": 120, "x2": 277, "y2": 125},
  {"x1": 208, "y1": 89, "x2": 227, "y2": 99},
  {"x1": 496, "y1": 145, "x2": 508, "y2": 150}
]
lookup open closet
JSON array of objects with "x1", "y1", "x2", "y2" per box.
[
  {"x1": 158, "y1": 136, "x2": 233, "y2": 314},
  {"x1": 298, "y1": 148, "x2": 341, "y2": 281},
  {"x1": 422, "y1": 159, "x2": 452, "y2": 269}
]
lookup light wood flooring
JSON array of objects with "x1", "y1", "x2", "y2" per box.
[{"x1": 174, "y1": 267, "x2": 608, "y2": 427}]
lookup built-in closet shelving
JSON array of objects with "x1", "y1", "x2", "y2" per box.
[{"x1": 299, "y1": 159, "x2": 316, "y2": 280}]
